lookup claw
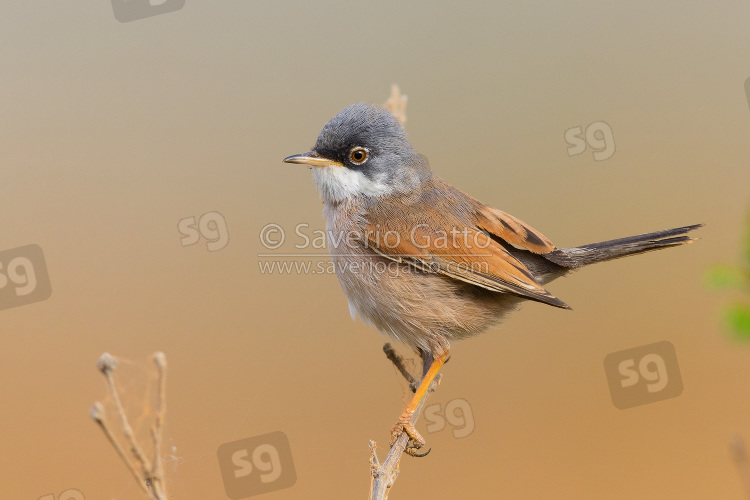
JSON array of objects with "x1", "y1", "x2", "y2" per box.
[
  {"x1": 405, "y1": 445, "x2": 431, "y2": 458},
  {"x1": 392, "y1": 421, "x2": 430, "y2": 457},
  {"x1": 390, "y1": 415, "x2": 427, "y2": 456}
]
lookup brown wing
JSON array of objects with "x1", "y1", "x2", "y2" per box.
[
  {"x1": 476, "y1": 207, "x2": 556, "y2": 254},
  {"x1": 363, "y1": 180, "x2": 570, "y2": 309}
]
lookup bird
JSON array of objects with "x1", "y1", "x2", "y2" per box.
[{"x1": 283, "y1": 102, "x2": 701, "y2": 454}]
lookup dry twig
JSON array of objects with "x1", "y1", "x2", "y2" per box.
[
  {"x1": 91, "y1": 352, "x2": 169, "y2": 500},
  {"x1": 383, "y1": 84, "x2": 407, "y2": 127},
  {"x1": 731, "y1": 434, "x2": 750, "y2": 499},
  {"x1": 369, "y1": 343, "x2": 442, "y2": 500},
  {"x1": 382, "y1": 343, "x2": 419, "y2": 393}
]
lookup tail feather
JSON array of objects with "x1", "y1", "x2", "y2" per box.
[{"x1": 544, "y1": 224, "x2": 703, "y2": 268}]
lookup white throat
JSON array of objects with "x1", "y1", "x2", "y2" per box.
[{"x1": 312, "y1": 166, "x2": 392, "y2": 203}]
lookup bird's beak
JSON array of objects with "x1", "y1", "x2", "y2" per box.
[{"x1": 283, "y1": 151, "x2": 343, "y2": 168}]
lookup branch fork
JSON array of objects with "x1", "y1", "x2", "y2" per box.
[{"x1": 91, "y1": 352, "x2": 169, "y2": 500}]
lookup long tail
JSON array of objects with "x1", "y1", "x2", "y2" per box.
[{"x1": 544, "y1": 224, "x2": 703, "y2": 268}]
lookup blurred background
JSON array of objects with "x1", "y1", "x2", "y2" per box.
[{"x1": 2, "y1": 2, "x2": 749, "y2": 499}]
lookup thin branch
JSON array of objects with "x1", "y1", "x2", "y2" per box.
[
  {"x1": 383, "y1": 84, "x2": 407, "y2": 127},
  {"x1": 100, "y1": 354, "x2": 154, "y2": 475},
  {"x1": 370, "y1": 344, "x2": 441, "y2": 500},
  {"x1": 149, "y1": 352, "x2": 169, "y2": 498},
  {"x1": 91, "y1": 402, "x2": 154, "y2": 498},
  {"x1": 731, "y1": 434, "x2": 750, "y2": 499},
  {"x1": 382, "y1": 343, "x2": 419, "y2": 392},
  {"x1": 91, "y1": 352, "x2": 169, "y2": 500}
]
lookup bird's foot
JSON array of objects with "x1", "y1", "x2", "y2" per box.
[{"x1": 390, "y1": 413, "x2": 430, "y2": 457}]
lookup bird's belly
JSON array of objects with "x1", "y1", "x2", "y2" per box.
[{"x1": 329, "y1": 247, "x2": 522, "y2": 354}]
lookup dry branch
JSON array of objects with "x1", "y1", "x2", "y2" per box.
[
  {"x1": 369, "y1": 343, "x2": 441, "y2": 500},
  {"x1": 731, "y1": 434, "x2": 750, "y2": 499},
  {"x1": 383, "y1": 84, "x2": 407, "y2": 127},
  {"x1": 91, "y1": 352, "x2": 169, "y2": 500}
]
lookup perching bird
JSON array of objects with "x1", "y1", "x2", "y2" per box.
[{"x1": 284, "y1": 102, "x2": 701, "y2": 453}]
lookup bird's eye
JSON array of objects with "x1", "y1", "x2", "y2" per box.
[{"x1": 349, "y1": 147, "x2": 369, "y2": 165}]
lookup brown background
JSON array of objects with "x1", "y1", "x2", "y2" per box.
[{"x1": 2, "y1": 2, "x2": 750, "y2": 499}]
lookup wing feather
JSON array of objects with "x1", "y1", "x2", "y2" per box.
[{"x1": 363, "y1": 185, "x2": 570, "y2": 309}]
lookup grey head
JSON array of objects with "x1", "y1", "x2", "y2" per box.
[{"x1": 283, "y1": 102, "x2": 431, "y2": 203}]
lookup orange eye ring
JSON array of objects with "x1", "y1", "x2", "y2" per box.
[{"x1": 349, "y1": 147, "x2": 369, "y2": 165}]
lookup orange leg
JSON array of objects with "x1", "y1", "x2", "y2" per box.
[{"x1": 390, "y1": 351, "x2": 449, "y2": 450}]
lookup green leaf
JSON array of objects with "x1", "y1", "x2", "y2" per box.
[
  {"x1": 725, "y1": 304, "x2": 750, "y2": 340},
  {"x1": 705, "y1": 265, "x2": 744, "y2": 289}
]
